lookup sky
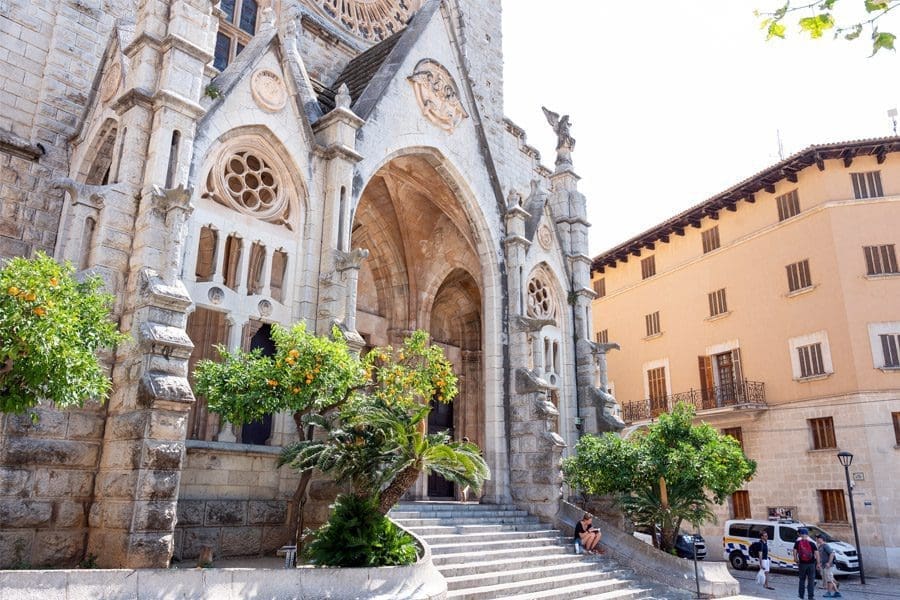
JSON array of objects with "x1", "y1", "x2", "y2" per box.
[{"x1": 501, "y1": 1, "x2": 900, "y2": 256}]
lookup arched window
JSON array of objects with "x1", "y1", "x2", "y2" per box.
[
  {"x1": 214, "y1": 0, "x2": 258, "y2": 70},
  {"x1": 195, "y1": 226, "x2": 218, "y2": 282},
  {"x1": 526, "y1": 269, "x2": 562, "y2": 385}
]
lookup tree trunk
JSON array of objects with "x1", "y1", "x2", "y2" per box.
[
  {"x1": 378, "y1": 465, "x2": 420, "y2": 515},
  {"x1": 287, "y1": 413, "x2": 314, "y2": 547}
]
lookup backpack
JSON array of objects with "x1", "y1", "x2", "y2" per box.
[
  {"x1": 797, "y1": 538, "x2": 815, "y2": 563},
  {"x1": 749, "y1": 541, "x2": 761, "y2": 559}
]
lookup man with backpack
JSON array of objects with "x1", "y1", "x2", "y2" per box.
[{"x1": 793, "y1": 527, "x2": 819, "y2": 600}]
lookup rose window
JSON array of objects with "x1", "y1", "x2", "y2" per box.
[
  {"x1": 205, "y1": 143, "x2": 294, "y2": 229},
  {"x1": 225, "y1": 152, "x2": 278, "y2": 213},
  {"x1": 526, "y1": 276, "x2": 556, "y2": 320}
]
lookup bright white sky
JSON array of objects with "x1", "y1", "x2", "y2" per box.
[{"x1": 502, "y1": 1, "x2": 900, "y2": 256}]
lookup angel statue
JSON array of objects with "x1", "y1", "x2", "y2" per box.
[{"x1": 541, "y1": 106, "x2": 576, "y2": 170}]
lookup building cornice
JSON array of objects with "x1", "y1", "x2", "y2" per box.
[{"x1": 592, "y1": 136, "x2": 900, "y2": 272}]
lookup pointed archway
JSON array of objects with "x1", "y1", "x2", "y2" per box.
[{"x1": 351, "y1": 154, "x2": 486, "y2": 500}]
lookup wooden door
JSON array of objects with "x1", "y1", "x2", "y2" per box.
[{"x1": 716, "y1": 352, "x2": 736, "y2": 406}]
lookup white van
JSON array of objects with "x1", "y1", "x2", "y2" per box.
[{"x1": 723, "y1": 519, "x2": 859, "y2": 576}]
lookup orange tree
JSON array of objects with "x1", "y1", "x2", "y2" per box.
[
  {"x1": 193, "y1": 322, "x2": 364, "y2": 542},
  {"x1": 195, "y1": 326, "x2": 489, "y2": 565},
  {"x1": 562, "y1": 403, "x2": 755, "y2": 553},
  {"x1": 277, "y1": 330, "x2": 488, "y2": 566},
  {"x1": 281, "y1": 331, "x2": 488, "y2": 514},
  {"x1": 0, "y1": 252, "x2": 126, "y2": 414}
]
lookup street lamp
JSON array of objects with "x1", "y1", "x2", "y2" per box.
[{"x1": 836, "y1": 451, "x2": 865, "y2": 585}]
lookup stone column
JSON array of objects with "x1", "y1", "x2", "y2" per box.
[
  {"x1": 335, "y1": 247, "x2": 369, "y2": 333},
  {"x1": 502, "y1": 188, "x2": 565, "y2": 520},
  {"x1": 85, "y1": 0, "x2": 215, "y2": 568},
  {"x1": 87, "y1": 188, "x2": 197, "y2": 568},
  {"x1": 549, "y1": 167, "x2": 624, "y2": 434},
  {"x1": 311, "y1": 85, "x2": 364, "y2": 336}
]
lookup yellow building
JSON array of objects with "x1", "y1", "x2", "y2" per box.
[{"x1": 591, "y1": 137, "x2": 900, "y2": 577}]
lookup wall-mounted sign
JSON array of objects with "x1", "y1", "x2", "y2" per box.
[
  {"x1": 852, "y1": 471, "x2": 865, "y2": 481},
  {"x1": 767, "y1": 506, "x2": 796, "y2": 520}
]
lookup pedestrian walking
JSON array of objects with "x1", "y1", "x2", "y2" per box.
[
  {"x1": 816, "y1": 533, "x2": 842, "y2": 598},
  {"x1": 751, "y1": 530, "x2": 775, "y2": 590}
]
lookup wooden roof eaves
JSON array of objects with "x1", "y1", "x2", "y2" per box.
[{"x1": 590, "y1": 136, "x2": 900, "y2": 272}]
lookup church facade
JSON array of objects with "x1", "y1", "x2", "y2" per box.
[{"x1": 0, "y1": 0, "x2": 619, "y2": 568}]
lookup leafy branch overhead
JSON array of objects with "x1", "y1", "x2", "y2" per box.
[{"x1": 757, "y1": 0, "x2": 899, "y2": 53}]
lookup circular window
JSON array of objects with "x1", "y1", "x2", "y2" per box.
[
  {"x1": 205, "y1": 141, "x2": 296, "y2": 229},
  {"x1": 526, "y1": 275, "x2": 556, "y2": 320},
  {"x1": 223, "y1": 151, "x2": 277, "y2": 212}
]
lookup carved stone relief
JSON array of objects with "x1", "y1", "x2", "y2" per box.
[
  {"x1": 307, "y1": 0, "x2": 423, "y2": 42},
  {"x1": 250, "y1": 69, "x2": 287, "y2": 113},
  {"x1": 537, "y1": 224, "x2": 553, "y2": 250},
  {"x1": 99, "y1": 60, "x2": 121, "y2": 103},
  {"x1": 408, "y1": 59, "x2": 469, "y2": 133},
  {"x1": 208, "y1": 287, "x2": 224, "y2": 304}
]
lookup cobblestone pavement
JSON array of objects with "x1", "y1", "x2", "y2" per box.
[{"x1": 723, "y1": 567, "x2": 899, "y2": 600}]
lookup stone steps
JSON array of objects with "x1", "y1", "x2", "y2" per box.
[{"x1": 390, "y1": 501, "x2": 656, "y2": 600}]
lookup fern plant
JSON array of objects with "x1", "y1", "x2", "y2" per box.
[{"x1": 304, "y1": 494, "x2": 417, "y2": 567}]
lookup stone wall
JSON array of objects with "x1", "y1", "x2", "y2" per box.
[
  {"x1": 0, "y1": 405, "x2": 104, "y2": 567},
  {"x1": 174, "y1": 441, "x2": 300, "y2": 561},
  {"x1": 0, "y1": 0, "x2": 118, "y2": 259}
]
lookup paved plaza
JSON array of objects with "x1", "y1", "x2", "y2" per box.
[{"x1": 724, "y1": 566, "x2": 899, "y2": 600}]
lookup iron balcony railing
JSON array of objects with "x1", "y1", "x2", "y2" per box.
[{"x1": 622, "y1": 380, "x2": 766, "y2": 423}]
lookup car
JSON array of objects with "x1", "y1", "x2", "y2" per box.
[
  {"x1": 723, "y1": 519, "x2": 859, "y2": 575},
  {"x1": 633, "y1": 527, "x2": 707, "y2": 560},
  {"x1": 674, "y1": 532, "x2": 707, "y2": 560}
]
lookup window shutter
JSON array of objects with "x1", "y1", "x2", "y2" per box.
[{"x1": 698, "y1": 355, "x2": 714, "y2": 409}]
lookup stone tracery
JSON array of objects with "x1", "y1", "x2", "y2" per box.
[
  {"x1": 307, "y1": 0, "x2": 424, "y2": 42},
  {"x1": 526, "y1": 273, "x2": 557, "y2": 321},
  {"x1": 203, "y1": 140, "x2": 294, "y2": 229}
]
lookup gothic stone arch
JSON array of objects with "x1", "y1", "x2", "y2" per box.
[{"x1": 351, "y1": 149, "x2": 507, "y2": 502}]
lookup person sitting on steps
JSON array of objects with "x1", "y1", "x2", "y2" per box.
[{"x1": 575, "y1": 513, "x2": 604, "y2": 555}]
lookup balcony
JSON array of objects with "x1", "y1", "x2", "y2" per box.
[{"x1": 621, "y1": 380, "x2": 767, "y2": 424}]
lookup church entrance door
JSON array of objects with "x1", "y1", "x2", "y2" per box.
[{"x1": 427, "y1": 396, "x2": 454, "y2": 498}]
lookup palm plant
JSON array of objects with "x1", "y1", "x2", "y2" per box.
[
  {"x1": 620, "y1": 478, "x2": 714, "y2": 552},
  {"x1": 353, "y1": 396, "x2": 489, "y2": 514},
  {"x1": 280, "y1": 395, "x2": 489, "y2": 515}
]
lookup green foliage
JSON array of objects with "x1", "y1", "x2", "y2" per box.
[
  {"x1": 304, "y1": 494, "x2": 417, "y2": 567},
  {"x1": 280, "y1": 332, "x2": 489, "y2": 514},
  {"x1": 757, "y1": 0, "x2": 900, "y2": 54},
  {"x1": 562, "y1": 403, "x2": 755, "y2": 551},
  {"x1": 362, "y1": 330, "x2": 458, "y2": 408},
  {"x1": 0, "y1": 252, "x2": 126, "y2": 414},
  {"x1": 199, "y1": 326, "x2": 490, "y2": 560},
  {"x1": 193, "y1": 322, "x2": 363, "y2": 427},
  {"x1": 78, "y1": 554, "x2": 98, "y2": 569}
]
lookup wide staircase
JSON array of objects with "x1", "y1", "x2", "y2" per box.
[{"x1": 390, "y1": 501, "x2": 675, "y2": 600}]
